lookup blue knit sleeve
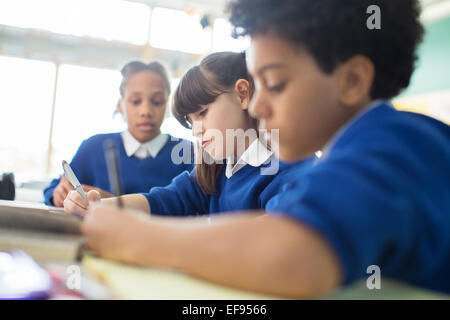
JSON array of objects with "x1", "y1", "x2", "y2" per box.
[
  {"x1": 42, "y1": 177, "x2": 61, "y2": 205},
  {"x1": 143, "y1": 169, "x2": 210, "y2": 216},
  {"x1": 266, "y1": 136, "x2": 450, "y2": 291},
  {"x1": 259, "y1": 158, "x2": 315, "y2": 210}
]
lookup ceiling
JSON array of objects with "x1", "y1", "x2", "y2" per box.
[
  {"x1": 129, "y1": 0, "x2": 229, "y2": 17},
  {"x1": 128, "y1": 0, "x2": 450, "y2": 21}
]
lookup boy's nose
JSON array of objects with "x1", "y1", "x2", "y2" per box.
[{"x1": 249, "y1": 90, "x2": 271, "y2": 120}]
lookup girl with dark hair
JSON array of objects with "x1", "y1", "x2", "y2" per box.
[
  {"x1": 43, "y1": 61, "x2": 193, "y2": 207},
  {"x1": 64, "y1": 51, "x2": 306, "y2": 216}
]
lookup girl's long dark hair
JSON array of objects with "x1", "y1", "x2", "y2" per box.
[{"x1": 172, "y1": 52, "x2": 256, "y2": 195}]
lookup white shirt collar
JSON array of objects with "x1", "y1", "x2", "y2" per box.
[
  {"x1": 320, "y1": 100, "x2": 392, "y2": 160},
  {"x1": 225, "y1": 138, "x2": 274, "y2": 178},
  {"x1": 121, "y1": 130, "x2": 168, "y2": 159}
]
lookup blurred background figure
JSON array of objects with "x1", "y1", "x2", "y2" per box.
[{"x1": 43, "y1": 60, "x2": 193, "y2": 206}]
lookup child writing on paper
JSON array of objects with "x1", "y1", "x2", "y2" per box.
[
  {"x1": 43, "y1": 61, "x2": 193, "y2": 207},
  {"x1": 64, "y1": 51, "x2": 311, "y2": 216},
  {"x1": 65, "y1": 0, "x2": 450, "y2": 298}
]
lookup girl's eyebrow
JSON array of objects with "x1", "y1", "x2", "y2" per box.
[
  {"x1": 127, "y1": 91, "x2": 142, "y2": 97},
  {"x1": 127, "y1": 90, "x2": 166, "y2": 97},
  {"x1": 151, "y1": 90, "x2": 166, "y2": 96},
  {"x1": 256, "y1": 63, "x2": 287, "y2": 76}
]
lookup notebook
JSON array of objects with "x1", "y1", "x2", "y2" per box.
[
  {"x1": 0, "y1": 200, "x2": 83, "y2": 262},
  {"x1": 82, "y1": 255, "x2": 450, "y2": 300},
  {"x1": 83, "y1": 255, "x2": 279, "y2": 300}
]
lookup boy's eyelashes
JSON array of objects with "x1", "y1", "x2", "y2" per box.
[
  {"x1": 258, "y1": 72, "x2": 288, "y2": 93},
  {"x1": 266, "y1": 82, "x2": 286, "y2": 93}
]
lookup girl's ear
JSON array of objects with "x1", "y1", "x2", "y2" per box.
[
  {"x1": 234, "y1": 79, "x2": 251, "y2": 110},
  {"x1": 116, "y1": 99, "x2": 124, "y2": 114}
]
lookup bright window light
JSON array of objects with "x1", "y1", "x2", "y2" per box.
[
  {"x1": 150, "y1": 7, "x2": 211, "y2": 54},
  {"x1": 0, "y1": 55, "x2": 56, "y2": 181},
  {"x1": 0, "y1": 0, "x2": 150, "y2": 44},
  {"x1": 161, "y1": 117, "x2": 194, "y2": 142},
  {"x1": 212, "y1": 18, "x2": 250, "y2": 53},
  {"x1": 50, "y1": 64, "x2": 123, "y2": 175},
  {"x1": 161, "y1": 78, "x2": 194, "y2": 142}
]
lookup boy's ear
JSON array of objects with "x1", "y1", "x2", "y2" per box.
[
  {"x1": 234, "y1": 79, "x2": 251, "y2": 110},
  {"x1": 337, "y1": 55, "x2": 375, "y2": 108}
]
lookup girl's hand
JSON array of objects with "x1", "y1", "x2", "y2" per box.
[
  {"x1": 63, "y1": 189, "x2": 101, "y2": 216},
  {"x1": 52, "y1": 176, "x2": 75, "y2": 207},
  {"x1": 81, "y1": 204, "x2": 151, "y2": 264},
  {"x1": 81, "y1": 185, "x2": 114, "y2": 198}
]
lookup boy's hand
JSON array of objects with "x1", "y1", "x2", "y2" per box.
[
  {"x1": 63, "y1": 189, "x2": 101, "y2": 216},
  {"x1": 52, "y1": 176, "x2": 74, "y2": 207},
  {"x1": 81, "y1": 204, "x2": 150, "y2": 264}
]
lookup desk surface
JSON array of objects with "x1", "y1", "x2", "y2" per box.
[{"x1": 82, "y1": 256, "x2": 449, "y2": 300}]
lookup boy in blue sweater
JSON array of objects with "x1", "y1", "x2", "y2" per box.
[
  {"x1": 66, "y1": 0, "x2": 449, "y2": 298},
  {"x1": 43, "y1": 61, "x2": 193, "y2": 206}
]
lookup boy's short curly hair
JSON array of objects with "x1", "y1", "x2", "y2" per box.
[{"x1": 229, "y1": 0, "x2": 424, "y2": 99}]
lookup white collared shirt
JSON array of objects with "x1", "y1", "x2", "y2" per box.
[
  {"x1": 121, "y1": 130, "x2": 169, "y2": 159},
  {"x1": 225, "y1": 138, "x2": 274, "y2": 178},
  {"x1": 320, "y1": 100, "x2": 392, "y2": 160}
]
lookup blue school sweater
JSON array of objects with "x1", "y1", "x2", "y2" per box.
[
  {"x1": 43, "y1": 133, "x2": 193, "y2": 205},
  {"x1": 266, "y1": 101, "x2": 450, "y2": 294},
  {"x1": 144, "y1": 158, "x2": 313, "y2": 216}
]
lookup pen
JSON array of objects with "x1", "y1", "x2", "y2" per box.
[
  {"x1": 62, "y1": 160, "x2": 88, "y2": 202},
  {"x1": 103, "y1": 139, "x2": 124, "y2": 208}
]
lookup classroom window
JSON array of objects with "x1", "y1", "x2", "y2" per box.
[
  {"x1": 50, "y1": 64, "x2": 124, "y2": 176},
  {"x1": 212, "y1": 18, "x2": 250, "y2": 53},
  {"x1": 0, "y1": 55, "x2": 56, "y2": 182},
  {"x1": 161, "y1": 117, "x2": 194, "y2": 142},
  {"x1": 0, "y1": 0, "x2": 150, "y2": 45},
  {"x1": 162, "y1": 78, "x2": 194, "y2": 142},
  {"x1": 50, "y1": 69, "x2": 192, "y2": 177},
  {"x1": 149, "y1": 7, "x2": 211, "y2": 54}
]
